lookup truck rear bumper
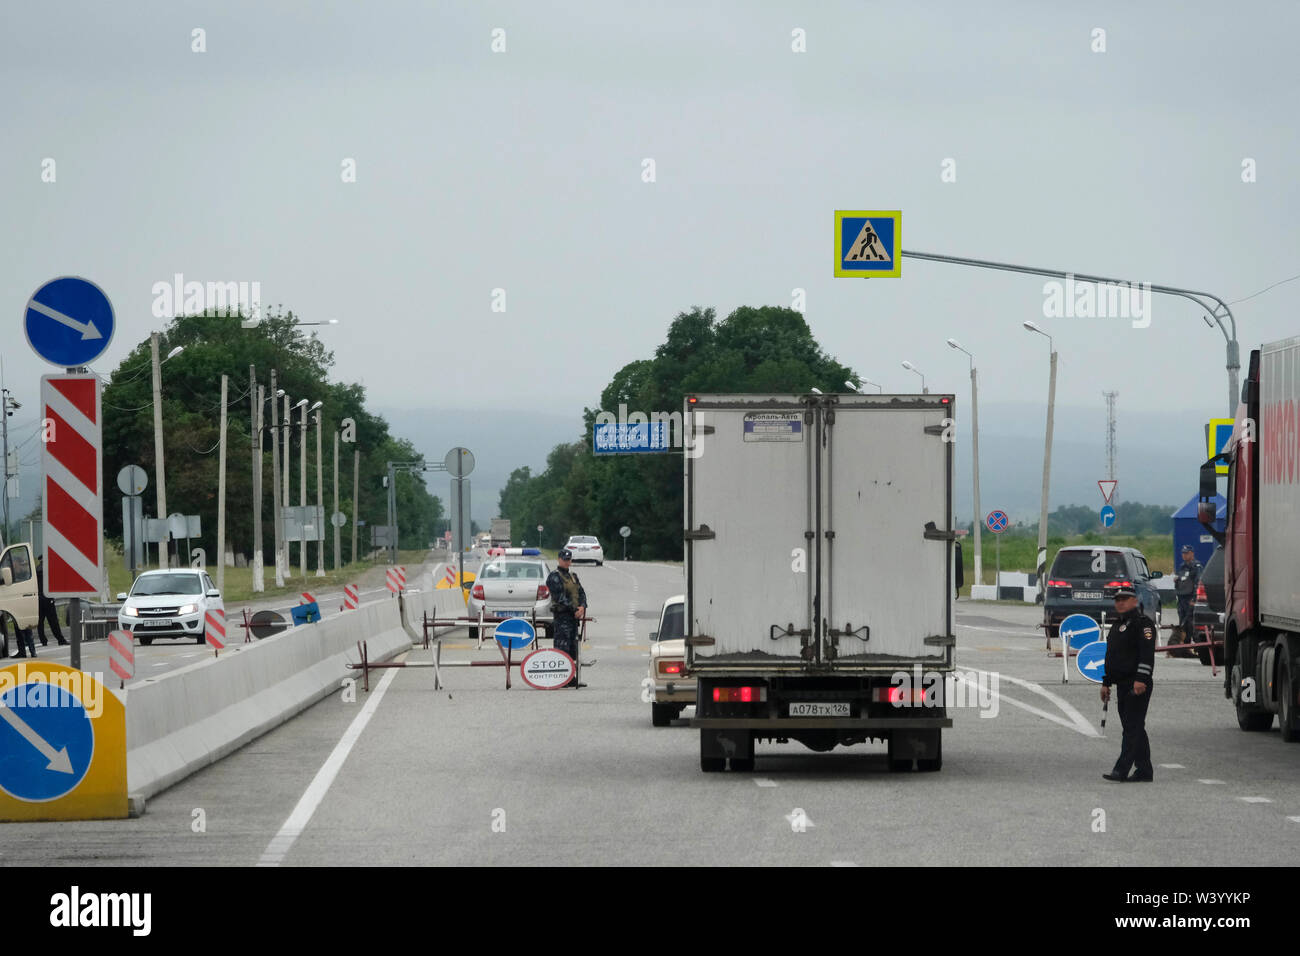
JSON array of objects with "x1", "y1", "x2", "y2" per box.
[{"x1": 691, "y1": 717, "x2": 952, "y2": 730}]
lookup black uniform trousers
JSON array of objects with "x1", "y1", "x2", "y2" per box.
[
  {"x1": 39, "y1": 598, "x2": 65, "y2": 645},
  {"x1": 1113, "y1": 682, "x2": 1153, "y2": 777},
  {"x1": 552, "y1": 612, "x2": 580, "y2": 686}
]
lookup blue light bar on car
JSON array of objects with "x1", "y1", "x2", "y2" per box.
[{"x1": 503, "y1": 548, "x2": 541, "y2": 556}]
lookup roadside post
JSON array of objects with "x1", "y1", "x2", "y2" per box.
[{"x1": 985, "y1": 510, "x2": 1007, "y2": 596}]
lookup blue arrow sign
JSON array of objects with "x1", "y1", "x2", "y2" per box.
[
  {"x1": 1060, "y1": 613, "x2": 1102, "y2": 650},
  {"x1": 495, "y1": 617, "x2": 536, "y2": 650},
  {"x1": 24, "y1": 277, "x2": 115, "y2": 368},
  {"x1": 0, "y1": 681, "x2": 94, "y2": 801},
  {"x1": 1100, "y1": 505, "x2": 1116, "y2": 528},
  {"x1": 1075, "y1": 640, "x2": 1107, "y2": 684},
  {"x1": 985, "y1": 510, "x2": 1009, "y2": 534}
]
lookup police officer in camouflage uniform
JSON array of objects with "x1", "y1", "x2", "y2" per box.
[
  {"x1": 1101, "y1": 584, "x2": 1156, "y2": 782},
  {"x1": 546, "y1": 548, "x2": 587, "y2": 688}
]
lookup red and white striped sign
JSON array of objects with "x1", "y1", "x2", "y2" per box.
[
  {"x1": 205, "y1": 608, "x2": 226, "y2": 650},
  {"x1": 386, "y1": 566, "x2": 406, "y2": 593},
  {"x1": 41, "y1": 374, "x2": 103, "y2": 598},
  {"x1": 299, "y1": 592, "x2": 315, "y2": 605},
  {"x1": 342, "y1": 583, "x2": 358, "y2": 610},
  {"x1": 108, "y1": 629, "x2": 134, "y2": 682},
  {"x1": 443, "y1": 564, "x2": 457, "y2": 587}
]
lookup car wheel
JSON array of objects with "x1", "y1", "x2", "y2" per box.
[
  {"x1": 652, "y1": 703, "x2": 673, "y2": 727},
  {"x1": 917, "y1": 735, "x2": 943, "y2": 772},
  {"x1": 1233, "y1": 663, "x2": 1273, "y2": 732},
  {"x1": 1280, "y1": 663, "x2": 1299, "y2": 743},
  {"x1": 729, "y1": 757, "x2": 755, "y2": 772},
  {"x1": 701, "y1": 756, "x2": 725, "y2": 772},
  {"x1": 139, "y1": 636, "x2": 153, "y2": 646},
  {"x1": 195, "y1": 632, "x2": 205, "y2": 644},
  {"x1": 597, "y1": 561, "x2": 603, "y2": 567},
  {"x1": 1196, "y1": 636, "x2": 1212, "y2": 666}
]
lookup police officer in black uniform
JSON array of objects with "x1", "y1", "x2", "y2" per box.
[
  {"x1": 1101, "y1": 584, "x2": 1156, "y2": 782},
  {"x1": 546, "y1": 548, "x2": 587, "y2": 688},
  {"x1": 1174, "y1": 544, "x2": 1203, "y2": 642}
]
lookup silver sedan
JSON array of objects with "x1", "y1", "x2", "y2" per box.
[{"x1": 467, "y1": 557, "x2": 553, "y2": 641}]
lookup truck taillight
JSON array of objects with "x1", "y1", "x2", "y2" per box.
[
  {"x1": 877, "y1": 687, "x2": 927, "y2": 703},
  {"x1": 658, "y1": 660, "x2": 684, "y2": 675},
  {"x1": 713, "y1": 686, "x2": 762, "y2": 703},
  {"x1": 471, "y1": 584, "x2": 484, "y2": 600},
  {"x1": 536, "y1": 585, "x2": 549, "y2": 600},
  {"x1": 1196, "y1": 582, "x2": 1207, "y2": 602}
]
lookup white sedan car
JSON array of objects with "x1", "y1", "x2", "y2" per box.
[
  {"x1": 118, "y1": 569, "x2": 224, "y2": 645},
  {"x1": 564, "y1": 535, "x2": 604, "y2": 566},
  {"x1": 467, "y1": 554, "x2": 552, "y2": 640},
  {"x1": 649, "y1": 594, "x2": 694, "y2": 726}
]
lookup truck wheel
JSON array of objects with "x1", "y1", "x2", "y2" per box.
[
  {"x1": 729, "y1": 757, "x2": 755, "y2": 772},
  {"x1": 917, "y1": 735, "x2": 943, "y2": 772},
  {"x1": 651, "y1": 703, "x2": 673, "y2": 727},
  {"x1": 700, "y1": 756, "x2": 725, "y2": 772},
  {"x1": 889, "y1": 757, "x2": 913, "y2": 773},
  {"x1": 1280, "y1": 664, "x2": 1299, "y2": 743},
  {"x1": 1232, "y1": 663, "x2": 1273, "y2": 732}
]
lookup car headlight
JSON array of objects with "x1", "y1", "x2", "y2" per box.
[
  {"x1": 122, "y1": 603, "x2": 138, "y2": 616},
  {"x1": 178, "y1": 603, "x2": 198, "y2": 615}
]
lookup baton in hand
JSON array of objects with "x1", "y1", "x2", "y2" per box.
[{"x1": 1101, "y1": 697, "x2": 1108, "y2": 735}]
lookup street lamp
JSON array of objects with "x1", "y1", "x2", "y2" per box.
[
  {"x1": 849, "y1": 377, "x2": 883, "y2": 394},
  {"x1": 1023, "y1": 320, "x2": 1058, "y2": 610},
  {"x1": 901, "y1": 361, "x2": 927, "y2": 393},
  {"x1": 150, "y1": 337, "x2": 184, "y2": 567},
  {"x1": 947, "y1": 338, "x2": 982, "y2": 592},
  {"x1": 310, "y1": 402, "x2": 324, "y2": 578}
]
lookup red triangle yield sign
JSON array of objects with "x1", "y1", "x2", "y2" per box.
[{"x1": 1098, "y1": 480, "x2": 1117, "y2": 504}]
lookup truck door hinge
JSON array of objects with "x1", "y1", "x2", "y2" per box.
[
  {"x1": 686, "y1": 635, "x2": 716, "y2": 647},
  {"x1": 924, "y1": 634, "x2": 956, "y2": 647},
  {"x1": 923, "y1": 522, "x2": 955, "y2": 541},
  {"x1": 923, "y1": 424, "x2": 948, "y2": 436},
  {"x1": 684, "y1": 525, "x2": 716, "y2": 540}
]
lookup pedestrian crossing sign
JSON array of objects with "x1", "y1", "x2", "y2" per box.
[{"x1": 835, "y1": 210, "x2": 901, "y2": 278}]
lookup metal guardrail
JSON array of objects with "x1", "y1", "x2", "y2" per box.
[{"x1": 78, "y1": 602, "x2": 122, "y2": 643}]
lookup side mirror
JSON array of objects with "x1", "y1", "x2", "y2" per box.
[
  {"x1": 1196, "y1": 500, "x2": 1217, "y2": 525},
  {"x1": 116, "y1": 592, "x2": 128, "y2": 601},
  {"x1": 650, "y1": 630, "x2": 658, "y2": 642},
  {"x1": 206, "y1": 589, "x2": 220, "y2": 597},
  {"x1": 1199, "y1": 461, "x2": 1217, "y2": 500},
  {"x1": 1150, "y1": 571, "x2": 1163, "y2": 580}
]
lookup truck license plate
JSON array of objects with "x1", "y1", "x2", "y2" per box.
[
  {"x1": 1072, "y1": 591, "x2": 1103, "y2": 600},
  {"x1": 789, "y1": 702, "x2": 850, "y2": 717}
]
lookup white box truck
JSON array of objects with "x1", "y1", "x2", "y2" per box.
[{"x1": 685, "y1": 393, "x2": 958, "y2": 772}]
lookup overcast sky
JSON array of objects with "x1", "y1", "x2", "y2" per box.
[{"x1": 5, "y1": 1, "x2": 1298, "y2": 522}]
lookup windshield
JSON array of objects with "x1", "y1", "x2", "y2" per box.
[
  {"x1": 1050, "y1": 550, "x2": 1127, "y2": 578},
  {"x1": 658, "y1": 603, "x2": 684, "y2": 642},
  {"x1": 478, "y1": 561, "x2": 545, "y2": 580},
  {"x1": 131, "y1": 573, "x2": 203, "y2": 596}
]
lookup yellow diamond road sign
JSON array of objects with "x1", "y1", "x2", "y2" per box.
[{"x1": 835, "y1": 210, "x2": 901, "y2": 278}]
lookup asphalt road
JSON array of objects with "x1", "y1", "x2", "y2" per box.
[{"x1": 6, "y1": 560, "x2": 1299, "y2": 866}]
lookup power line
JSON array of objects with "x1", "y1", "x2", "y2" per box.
[{"x1": 1230, "y1": 272, "x2": 1300, "y2": 306}]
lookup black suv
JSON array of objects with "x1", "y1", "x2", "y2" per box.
[
  {"x1": 1043, "y1": 546, "x2": 1163, "y2": 637},
  {"x1": 1189, "y1": 546, "x2": 1225, "y2": 666}
]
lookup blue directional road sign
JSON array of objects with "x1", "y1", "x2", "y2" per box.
[
  {"x1": 495, "y1": 618, "x2": 536, "y2": 651},
  {"x1": 1060, "y1": 613, "x2": 1102, "y2": 651},
  {"x1": 1075, "y1": 641, "x2": 1107, "y2": 684},
  {"x1": 593, "y1": 421, "x2": 672, "y2": 455},
  {"x1": 985, "y1": 510, "x2": 1009, "y2": 534},
  {"x1": 1100, "y1": 505, "x2": 1116, "y2": 528},
  {"x1": 0, "y1": 680, "x2": 94, "y2": 802},
  {"x1": 24, "y1": 277, "x2": 115, "y2": 368},
  {"x1": 291, "y1": 602, "x2": 320, "y2": 625}
]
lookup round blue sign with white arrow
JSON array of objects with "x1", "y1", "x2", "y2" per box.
[
  {"x1": 1075, "y1": 640, "x2": 1107, "y2": 684},
  {"x1": 1060, "y1": 613, "x2": 1102, "y2": 651},
  {"x1": 24, "y1": 276, "x2": 115, "y2": 368},
  {"x1": 0, "y1": 681, "x2": 95, "y2": 802},
  {"x1": 494, "y1": 618, "x2": 536, "y2": 651},
  {"x1": 1100, "y1": 505, "x2": 1116, "y2": 528}
]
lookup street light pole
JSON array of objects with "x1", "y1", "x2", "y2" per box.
[
  {"x1": 947, "y1": 339, "x2": 981, "y2": 590},
  {"x1": 904, "y1": 249, "x2": 1240, "y2": 416},
  {"x1": 901, "y1": 361, "x2": 927, "y2": 393},
  {"x1": 1024, "y1": 321, "x2": 1057, "y2": 606},
  {"x1": 314, "y1": 406, "x2": 324, "y2": 577},
  {"x1": 270, "y1": 373, "x2": 284, "y2": 587},
  {"x1": 151, "y1": 333, "x2": 167, "y2": 567}
]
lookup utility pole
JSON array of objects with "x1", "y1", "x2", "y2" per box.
[
  {"x1": 315, "y1": 410, "x2": 324, "y2": 577},
  {"x1": 1036, "y1": 351, "x2": 1059, "y2": 603},
  {"x1": 1104, "y1": 391, "x2": 1118, "y2": 481},
  {"x1": 282, "y1": 393, "x2": 290, "y2": 571},
  {"x1": 270, "y1": 372, "x2": 284, "y2": 587},
  {"x1": 216, "y1": 374, "x2": 228, "y2": 591},
  {"x1": 332, "y1": 430, "x2": 340, "y2": 571},
  {"x1": 1, "y1": 381, "x2": 14, "y2": 546},
  {"x1": 352, "y1": 449, "x2": 360, "y2": 565},
  {"x1": 151, "y1": 332, "x2": 167, "y2": 567},
  {"x1": 251, "y1": 368, "x2": 264, "y2": 592},
  {"x1": 300, "y1": 400, "x2": 308, "y2": 580}
]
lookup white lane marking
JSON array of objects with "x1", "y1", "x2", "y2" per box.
[
  {"x1": 829, "y1": 861, "x2": 859, "y2": 867},
  {"x1": 1198, "y1": 779, "x2": 1226, "y2": 785},
  {"x1": 257, "y1": 666, "x2": 400, "y2": 866},
  {"x1": 785, "y1": 811, "x2": 815, "y2": 828},
  {"x1": 956, "y1": 667, "x2": 1101, "y2": 738},
  {"x1": 754, "y1": 778, "x2": 778, "y2": 788},
  {"x1": 1239, "y1": 796, "x2": 1272, "y2": 803},
  {"x1": 1159, "y1": 763, "x2": 1185, "y2": 769},
  {"x1": 956, "y1": 623, "x2": 1039, "y2": 636},
  {"x1": 1287, "y1": 816, "x2": 1300, "y2": 824}
]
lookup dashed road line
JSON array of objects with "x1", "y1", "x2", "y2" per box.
[
  {"x1": 1239, "y1": 796, "x2": 1272, "y2": 803},
  {"x1": 1159, "y1": 763, "x2": 1185, "y2": 769},
  {"x1": 754, "y1": 778, "x2": 778, "y2": 788},
  {"x1": 1198, "y1": 779, "x2": 1226, "y2": 785}
]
